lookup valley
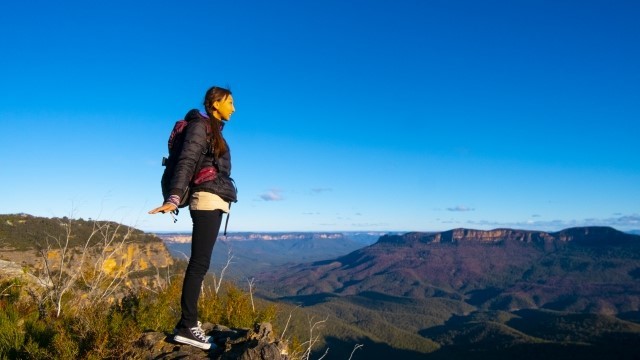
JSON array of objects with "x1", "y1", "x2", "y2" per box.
[{"x1": 3, "y1": 214, "x2": 640, "y2": 359}]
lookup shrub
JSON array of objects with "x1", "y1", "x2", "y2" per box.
[
  {"x1": 198, "y1": 280, "x2": 277, "y2": 329},
  {"x1": 0, "y1": 305, "x2": 24, "y2": 359},
  {"x1": 135, "y1": 279, "x2": 182, "y2": 332},
  {"x1": 0, "y1": 270, "x2": 280, "y2": 358}
]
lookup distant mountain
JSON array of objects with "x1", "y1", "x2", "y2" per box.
[
  {"x1": 257, "y1": 226, "x2": 640, "y2": 359},
  {"x1": 158, "y1": 232, "x2": 385, "y2": 279},
  {"x1": 159, "y1": 231, "x2": 384, "y2": 245},
  {"x1": 629, "y1": 230, "x2": 640, "y2": 236},
  {"x1": 259, "y1": 226, "x2": 640, "y2": 313}
]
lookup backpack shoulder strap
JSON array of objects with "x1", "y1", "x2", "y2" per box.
[{"x1": 167, "y1": 119, "x2": 188, "y2": 152}]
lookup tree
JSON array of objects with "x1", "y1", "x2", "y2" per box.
[{"x1": 34, "y1": 216, "x2": 136, "y2": 317}]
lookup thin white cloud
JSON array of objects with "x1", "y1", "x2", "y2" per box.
[
  {"x1": 466, "y1": 214, "x2": 640, "y2": 231},
  {"x1": 447, "y1": 206, "x2": 475, "y2": 212},
  {"x1": 259, "y1": 189, "x2": 283, "y2": 201},
  {"x1": 608, "y1": 214, "x2": 640, "y2": 226},
  {"x1": 351, "y1": 222, "x2": 388, "y2": 227},
  {"x1": 311, "y1": 187, "x2": 332, "y2": 194}
]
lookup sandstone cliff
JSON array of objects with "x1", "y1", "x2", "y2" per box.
[{"x1": 0, "y1": 213, "x2": 175, "y2": 292}]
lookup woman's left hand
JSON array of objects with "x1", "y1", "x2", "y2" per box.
[{"x1": 148, "y1": 203, "x2": 177, "y2": 214}]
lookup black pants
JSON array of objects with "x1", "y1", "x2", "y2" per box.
[{"x1": 177, "y1": 209, "x2": 223, "y2": 328}]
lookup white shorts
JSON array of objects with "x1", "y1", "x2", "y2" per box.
[{"x1": 190, "y1": 191, "x2": 230, "y2": 212}]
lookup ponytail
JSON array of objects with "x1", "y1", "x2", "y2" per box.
[{"x1": 203, "y1": 86, "x2": 232, "y2": 158}]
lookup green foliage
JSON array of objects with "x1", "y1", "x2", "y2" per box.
[
  {"x1": 219, "y1": 283, "x2": 254, "y2": 327},
  {"x1": 0, "y1": 269, "x2": 277, "y2": 359},
  {"x1": 197, "y1": 281, "x2": 277, "y2": 329},
  {"x1": 0, "y1": 305, "x2": 24, "y2": 359},
  {"x1": 135, "y1": 280, "x2": 182, "y2": 332},
  {"x1": 0, "y1": 214, "x2": 162, "y2": 251}
]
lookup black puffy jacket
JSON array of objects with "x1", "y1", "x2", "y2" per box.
[{"x1": 168, "y1": 109, "x2": 237, "y2": 203}]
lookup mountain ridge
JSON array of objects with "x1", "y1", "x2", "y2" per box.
[
  {"x1": 377, "y1": 226, "x2": 638, "y2": 246},
  {"x1": 255, "y1": 226, "x2": 640, "y2": 358},
  {"x1": 258, "y1": 226, "x2": 640, "y2": 314}
]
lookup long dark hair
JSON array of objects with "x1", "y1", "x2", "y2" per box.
[{"x1": 203, "y1": 86, "x2": 232, "y2": 158}]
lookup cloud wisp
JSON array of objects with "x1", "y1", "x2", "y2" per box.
[
  {"x1": 310, "y1": 187, "x2": 332, "y2": 194},
  {"x1": 259, "y1": 189, "x2": 284, "y2": 201},
  {"x1": 465, "y1": 214, "x2": 640, "y2": 231},
  {"x1": 446, "y1": 206, "x2": 475, "y2": 212}
]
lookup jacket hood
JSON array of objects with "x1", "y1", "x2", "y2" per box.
[
  {"x1": 184, "y1": 109, "x2": 208, "y2": 122},
  {"x1": 184, "y1": 109, "x2": 225, "y2": 130}
]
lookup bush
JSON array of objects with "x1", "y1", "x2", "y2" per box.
[
  {"x1": 198, "y1": 280, "x2": 277, "y2": 329},
  {"x1": 134, "y1": 280, "x2": 182, "y2": 332},
  {"x1": 0, "y1": 271, "x2": 280, "y2": 358},
  {"x1": 0, "y1": 306, "x2": 24, "y2": 359}
]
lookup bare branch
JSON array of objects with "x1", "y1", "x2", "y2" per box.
[
  {"x1": 300, "y1": 316, "x2": 329, "y2": 360},
  {"x1": 0, "y1": 283, "x2": 20, "y2": 297},
  {"x1": 316, "y1": 347, "x2": 330, "y2": 360},
  {"x1": 247, "y1": 277, "x2": 256, "y2": 313},
  {"x1": 214, "y1": 245, "x2": 234, "y2": 294},
  {"x1": 279, "y1": 305, "x2": 301, "y2": 340},
  {"x1": 347, "y1": 344, "x2": 363, "y2": 360},
  {"x1": 31, "y1": 215, "x2": 139, "y2": 317}
]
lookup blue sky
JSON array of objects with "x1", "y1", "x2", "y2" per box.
[{"x1": 1, "y1": 0, "x2": 638, "y2": 232}]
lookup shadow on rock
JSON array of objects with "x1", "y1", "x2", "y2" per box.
[{"x1": 136, "y1": 322, "x2": 289, "y2": 360}]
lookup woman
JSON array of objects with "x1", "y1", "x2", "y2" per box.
[{"x1": 149, "y1": 86, "x2": 237, "y2": 350}]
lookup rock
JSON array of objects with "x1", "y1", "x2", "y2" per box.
[
  {"x1": 0, "y1": 259, "x2": 50, "y2": 286},
  {"x1": 136, "y1": 322, "x2": 288, "y2": 360}
]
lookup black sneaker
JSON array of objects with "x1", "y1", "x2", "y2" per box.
[
  {"x1": 173, "y1": 321, "x2": 212, "y2": 343},
  {"x1": 174, "y1": 326, "x2": 214, "y2": 350}
]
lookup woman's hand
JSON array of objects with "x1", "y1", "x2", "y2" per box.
[{"x1": 148, "y1": 203, "x2": 177, "y2": 214}]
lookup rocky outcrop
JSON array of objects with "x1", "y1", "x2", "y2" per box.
[
  {"x1": 377, "y1": 226, "x2": 637, "y2": 247},
  {"x1": 377, "y1": 229, "x2": 552, "y2": 245},
  {"x1": 0, "y1": 214, "x2": 174, "y2": 278},
  {"x1": 0, "y1": 259, "x2": 45, "y2": 285},
  {"x1": 136, "y1": 322, "x2": 288, "y2": 360}
]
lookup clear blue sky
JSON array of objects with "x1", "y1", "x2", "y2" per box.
[{"x1": 1, "y1": 0, "x2": 638, "y2": 232}]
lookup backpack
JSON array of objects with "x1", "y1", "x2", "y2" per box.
[{"x1": 160, "y1": 119, "x2": 208, "y2": 213}]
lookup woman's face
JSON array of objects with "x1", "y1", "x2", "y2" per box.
[{"x1": 215, "y1": 94, "x2": 235, "y2": 121}]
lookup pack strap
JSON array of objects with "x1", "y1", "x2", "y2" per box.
[{"x1": 223, "y1": 203, "x2": 231, "y2": 237}]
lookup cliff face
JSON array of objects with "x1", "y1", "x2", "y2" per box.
[
  {"x1": 160, "y1": 232, "x2": 347, "y2": 244},
  {"x1": 378, "y1": 229, "x2": 552, "y2": 245},
  {"x1": 378, "y1": 226, "x2": 631, "y2": 247},
  {"x1": 100, "y1": 242, "x2": 174, "y2": 274},
  {"x1": 1, "y1": 240, "x2": 175, "y2": 290},
  {"x1": 0, "y1": 214, "x2": 175, "y2": 292},
  {"x1": 440, "y1": 228, "x2": 554, "y2": 244}
]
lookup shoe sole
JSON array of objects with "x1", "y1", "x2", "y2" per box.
[
  {"x1": 173, "y1": 328, "x2": 213, "y2": 342},
  {"x1": 174, "y1": 335, "x2": 212, "y2": 350}
]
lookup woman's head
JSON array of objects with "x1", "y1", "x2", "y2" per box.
[
  {"x1": 204, "y1": 86, "x2": 234, "y2": 121},
  {"x1": 203, "y1": 86, "x2": 233, "y2": 158}
]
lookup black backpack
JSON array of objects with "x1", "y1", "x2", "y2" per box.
[{"x1": 160, "y1": 119, "x2": 208, "y2": 213}]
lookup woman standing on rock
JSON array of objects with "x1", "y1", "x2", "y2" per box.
[{"x1": 149, "y1": 86, "x2": 237, "y2": 350}]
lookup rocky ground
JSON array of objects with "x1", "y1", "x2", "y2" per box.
[{"x1": 136, "y1": 322, "x2": 289, "y2": 360}]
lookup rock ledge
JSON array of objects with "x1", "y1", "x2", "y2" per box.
[{"x1": 136, "y1": 322, "x2": 288, "y2": 360}]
